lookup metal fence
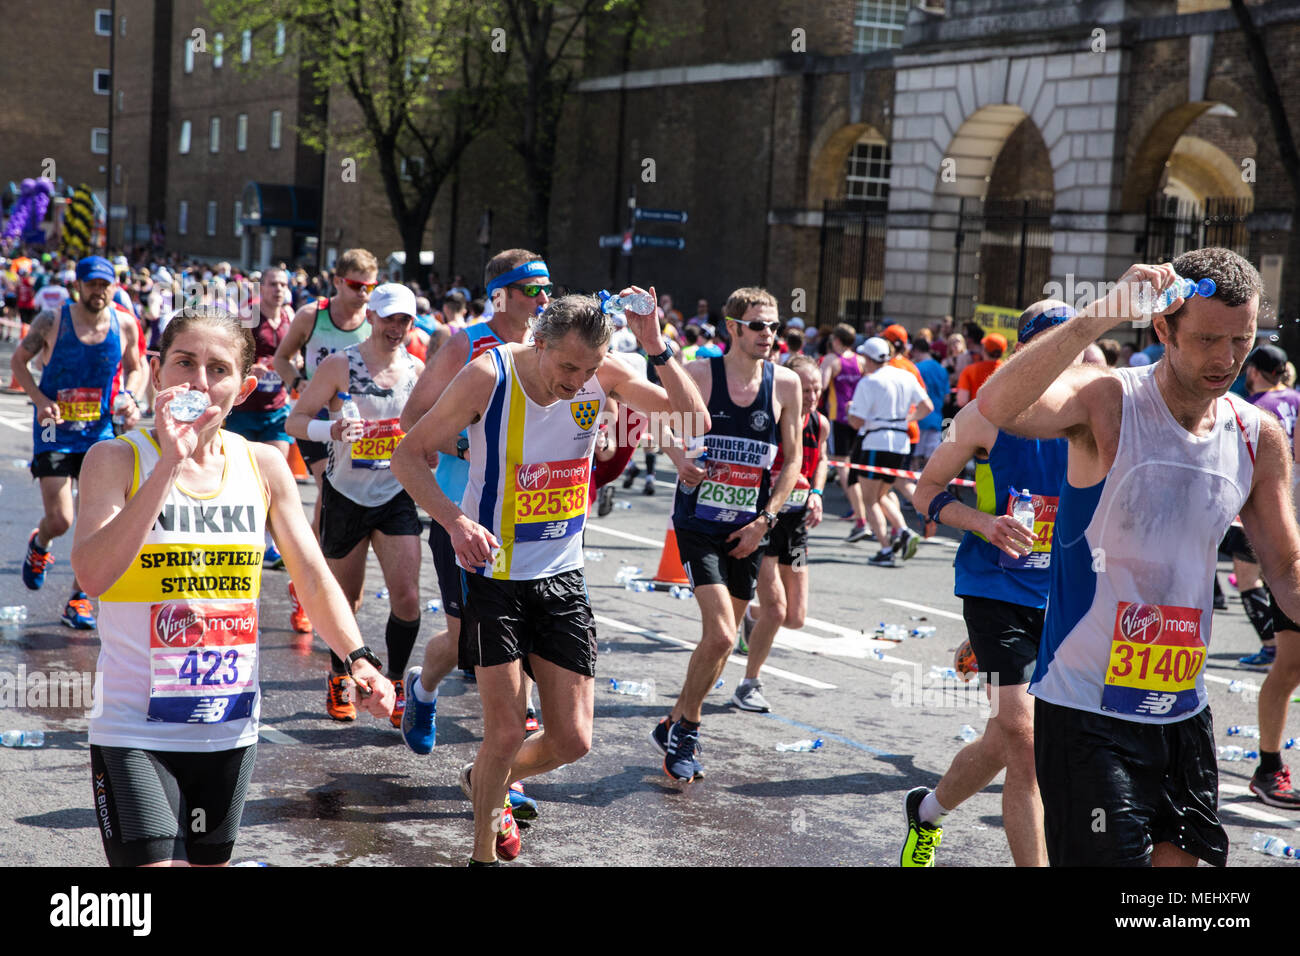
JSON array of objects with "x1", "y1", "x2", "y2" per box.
[
  {"x1": 816, "y1": 198, "x2": 887, "y2": 332},
  {"x1": 1142, "y1": 196, "x2": 1252, "y2": 263},
  {"x1": 951, "y1": 197, "x2": 1054, "y2": 323}
]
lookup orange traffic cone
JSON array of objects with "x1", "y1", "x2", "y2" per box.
[
  {"x1": 653, "y1": 527, "x2": 690, "y2": 587},
  {"x1": 287, "y1": 441, "x2": 311, "y2": 483}
]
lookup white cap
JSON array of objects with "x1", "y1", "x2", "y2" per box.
[
  {"x1": 857, "y1": 337, "x2": 891, "y2": 363},
  {"x1": 786, "y1": 317, "x2": 805, "y2": 330},
  {"x1": 368, "y1": 282, "x2": 418, "y2": 319}
]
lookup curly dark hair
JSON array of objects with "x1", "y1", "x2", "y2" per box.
[{"x1": 1164, "y1": 247, "x2": 1263, "y2": 337}]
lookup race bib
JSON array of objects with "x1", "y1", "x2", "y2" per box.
[
  {"x1": 255, "y1": 369, "x2": 283, "y2": 393},
  {"x1": 998, "y1": 492, "x2": 1058, "y2": 569},
  {"x1": 511, "y1": 458, "x2": 590, "y2": 542},
  {"x1": 1100, "y1": 602, "x2": 1205, "y2": 720},
  {"x1": 351, "y1": 418, "x2": 405, "y2": 470},
  {"x1": 780, "y1": 475, "x2": 811, "y2": 514},
  {"x1": 697, "y1": 462, "x2": 763, "y2": 524},
  {"x1": 57, "y1": 387, "x2": 103, "y2": 423},
  {"x1": 146, "y1": 601, "x2": 258, "y2": 724}
]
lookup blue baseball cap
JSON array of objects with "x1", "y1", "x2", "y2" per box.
[{"x1": 76, "y1": 256, "x2": 116, "y2": 283}]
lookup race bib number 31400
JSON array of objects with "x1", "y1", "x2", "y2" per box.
[{"x1": 1100, "y1": 602, "x2": 1205, "y2": 720}]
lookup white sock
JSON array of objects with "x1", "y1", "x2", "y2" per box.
[
  {"x1": 919, "y1": 791, "x2": 949, "y2": 826},
  {"x1": 412, "y1": 677, "x2": 437, "y2": 703}
]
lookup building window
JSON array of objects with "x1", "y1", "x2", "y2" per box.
[
  {"x1": 852, "y1": 0, "x2": 908, "y2": 53},
  {"x1": 206, "y1": 201, "x2": 218, "y2": 237},
  {"x1": 844, "y1": 138, "x2": 891, "y2": 201},
  {"x1": 269, "y1": 110, "x2": 282, "y2": 149},
  {"x1": 214, "y1": 33, "x2": 224, "y2": 68},
  {"x1": 93, "y1": 70, "x2": 111, "y2": 95},
  {"x1": 178, "y1": 201, "x2": 189, "y2": 236},
  {"x1": 209, "y1": 116, "x2": 221, "y2": 153},
  {"x1": 236, "y1": 114, "x2": 248, "y2": 151},
  {"x1": 117, "y1": 89, "x2": 124, "y2": 112},
  {"x1": 95, "y1": 9, "x2": 112, "y2": 36},
  {"x1": 241, "y1": 29, "x2": 251, "y2": 62},
  {"x1": 91, "y1": 128, "x2": 110, "y2": 154},
  {"x1": 179, "y1": 119, "x2": 192, "y2": 154},
  {"x1": 184, "y1": 36, "x2": 194, "y2": 73},
  {"x1": 234, "y1": 200, "x2": 243, "y2": 237},
  {"x1": 274, "y1": 22, "x2": 285, "y2": 57}
]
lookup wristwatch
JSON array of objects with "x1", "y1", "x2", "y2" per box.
[
  {"x1": 344, "y1": 645, "x2": 382, "y2": 675},
  {"x1": 759, "y1": 510, "x2": 778, "y2": 528},
  {"x1": 648, "y1": 345, "x2": 674, "y2": 366},
  {"x1": 456, "y1": 435, "x2": 470, "y2": 460}
]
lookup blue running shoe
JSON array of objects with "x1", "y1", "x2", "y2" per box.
[
  {"x1": 401, "y1": 667, "x2": 437, "y2": 754},
  {"x1": 263, "y1": 543, "x2": 285, "y2": 570},
  {"x1": 650, "y1": 715, "x2": 672, "y2": 755},
  {"x1": 22, "y1": 530, "x2": 53, "y2": 590},
  {"x1": 1239, "y1": 646, "x2": 1277, "y2": 668},
  {"x1": 663, "y1": 719, "x2": 704, "y2": 782},
  {"x1": 508, "y1": 783, "x2": 539, "y2": 821},
  {"x1": 62, "y1": 592, "x2": 96, "y2": 630}
]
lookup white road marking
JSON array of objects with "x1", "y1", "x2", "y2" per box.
[
  {"x1": 1220, "y1": 801, "x2": 1292, "y2": 825},
  {"x1": 770, "y1": 625, "x2": 899, "y2": 661},
  {"x1": 593, "y1": 613, "x2": 837, "y2": 689},
  {"x1": 258, "y1": 727, "x2": 297, "y2": 745},
  {"x1": 1205, "y1": 673, "x2": 1259, "y2": 693},
  {"x1": 880, "y1": 598, "x2": 965, "y2": 622},
  {"x1": 585, "y1": 524, "x2": 662, "y2": 547},
  {"x1": 0, "y1": 416, "x2": 28, "y2": 433}
]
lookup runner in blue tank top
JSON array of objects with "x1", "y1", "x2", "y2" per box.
[
  {"x1": 903, "y1": 300, "x2": 1076, "y2": 867},
  {"x1": 979, "y1": 248, "x2": 1295, "y2": 868},
  {"x1": 9, "y1": 256, "x2": 144, "y2": 630}
]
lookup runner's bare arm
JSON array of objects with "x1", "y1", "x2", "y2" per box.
[
  {"x1": 10, "y1": 311, "x2": 57, "y2": 415},
  {"x1": 391, "y1": 356, "x2": 501, "y2": 568},
  {"x1": 255, "y1": 443, "x2": 393, "y2": 718},
  {"x1": 119, "y1": 317, "x2": 145, "y2": 423},
  {"x1": 285, "y1": 353, "x2": 347, "y2": 440},
  {"x1": 602, "y1": 352, "x2": 711, "y2": 440},
  {"x1": 804, "y1": 413, "x2": 831, "y2": 529},
  {"x1": 821, "y1": 353, "x2": 839, "y2": 393},
  {"x1": 271, "y1": 303, "x2": 318, "y2": 389},
  {"x1": 1240, "y1": 415, "x2": 1300, "y2": 625},
  {"x1": 399, "y1": 329, "x2": 470, "y2": 432},
  {"x1": 762, "y1": 365, "x2": 805, "y2": 515}
]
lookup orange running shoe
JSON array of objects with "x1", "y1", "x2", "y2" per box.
[
  {"x1": 289, "y1": 581, "x2": 312, "y2": 633},
  {"x1": 495, "y1": 799, "x2": 522, "y2": 861},
  {"x1": 389, "y1": 676, "x2": 405, "y2": 729},
  {"x1": 326, "y1": 673, "x2": 356, "y2": 721}
]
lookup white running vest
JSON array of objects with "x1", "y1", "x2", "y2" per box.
[
  {"x1": 325, "y1": 344, "x2": 418, "y2": 507},
  {"x1": 90, "y1": 429, "x2": 267, "y2": 751},
  {"x1": 461, "y1": 346, "x2": 605, "y2": 580},
  {"x1": 1031, "y1": 364, "x2": 1259, "y2": 724}
]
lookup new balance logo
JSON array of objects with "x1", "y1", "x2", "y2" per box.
[
  {"x1": 539, "y1": 522, "x2": 569, "y2": 539},
  {"x1": 714, "y1": 510, "x2": 739, "y2": 523},
  {"x1": 1134, "y1": 692, "x2": 1178, "y2": 716},
  {"x1": 188, "y1": 697, "x2": 230, "y2": 723}
]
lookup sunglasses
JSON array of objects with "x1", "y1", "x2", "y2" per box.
[
  {"x1": 340, "y1": 277, "x2": 378, "y2": 293},
  {"x1": 510, "y1": 282, "x2": 552, "y2": 298},
  {"x1": 730, "y1": 318, "x2": 780, "y2": 333}
]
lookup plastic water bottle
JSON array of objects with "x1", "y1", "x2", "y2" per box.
[
  {"x1": 614, "y1": 566, "x2": 643, "y2": 586},
  {"x1": 112, "y1": 392, "x2": 133, "y2": 428},
  {"x1": 1227, "y1": 725, "x2": 1260, "y2": 738},
  {"x1": 877, "y1": 623, "x2": 906, "y2": 641},
  {"x1": 13, "y1": 459, "x2": 29, "y2": 470},
  {"x1": 616, "y1": 501, "x2": 633, "y2": 510},
  {"x1": 583, "y1": 550, "x2": 605, "y2": 562},
  {"x1": 1251, "y1": 832, "x2": 1299, "y2": 859},
  {"x1": 599, "y1": 290, "x2": 655, "y2": 316},
  {"x1": 930, "y1": 666, "x2": 960, "y2": 681},
  {"x1": 1133, "y1": 273, "x2": 1216, "y2": 318},
  {"x1": 670, "y1": 585, "x2": 692, "y2": 599},
  {"x1": 629, "y1": 579, "x2": 653, "y2": 593},
  {"x1": 609, "y1": 678, "x2": 653, "y2": 698},
  {"x1": 1228, "y1": 680, "x2": 1245, "y2": 694},
  {"x1": 338, "y1": 392, "x2": 362, "y2": 456},
  {"x1": 910, "y1": 626, "x2": 936, "y2": 638},
  {"x1": 1011, "y1": 488, "x2": 1035, "y2": 533},
  {"x1": 714, "y1": 678, "x2": 725, "y2": 690},
  {"x1": 957, "y1": 724, "x2": 979, "y2": 742},
  {"x1": 424, "y1": 599, "x2": 441, "y2": 614},
  {"x1": 1217, "y1": 745, "x2": 1258, "y2": 761},
  {"x1": 872, "y1": 648, "x2": 886, "y2": 660},
  {"x1": 1, "y1": 729, "x2": 45, "y2": 748},
  {"x1": 0, "y1": 606, "x2": 27, "y2": 642},
  {"x1": 376, "y1": 587, "x2": 389, "y2": 599},
  {"x1": 775, "y1": 739, "x2": 823, "y2": 752},
  {"x1": 169, "y1": 389, "x2": 210, "y2": 422}
]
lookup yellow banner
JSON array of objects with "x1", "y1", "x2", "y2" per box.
[
  {"x1": 971, "y1": 304, "x2": 1022, "y2": 346},
  {"x1": 102, "y1": 544, "x2": 264, "y2": 603}
]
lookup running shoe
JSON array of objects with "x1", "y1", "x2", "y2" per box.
[
  {"x1": 495, "y1": 799, "x2": 522, "y2": 861},
  {"x1": 643, "y1": 475, "x2": 656, "y2": 496},
  {"x1": 289, "y1": 581, "x2": 312, "y2": 633},
  {"x1": 326, "y1": 673, "x2": 357, "y2": 721},
  {"x1": 897, "y1": 528, "x2": 920, "y2": 561},
  {"x1": 264, "y1": 543, "x2": 285, "y2": 570},
  {"x1": 401, "y1": 667, "x2": 436, "y2": 754},
  {"x1": 389, "y1": 675, "x2": 406, "y2": 729},
  {"x1": 1239, "y1": 646, "x2": 1277, "y2": 668},
  {"x1": 846, "y1": 522, "x2": 871, "y2": 543},
  {"x1": 525, "y1": 708, "x2": 540, "y2": 733},
  {"x1": 868, "y1": 550, "x2": 899, "y2": 568},
  {"x1": 622, "y1": 464, "x2": 640, "y2": 490},
  {"x1": 597, "y1": 484, "x2": 616, "y2": 517},
  {"x1": 900, "y1": 786, "x2": 943, "y2": 867},
  {"x1": 508, "y1": 782, "x2": 539, "y2": 821},
  {"x1": 736, "y1": 610, "x2": 753, "y2": 656},
  {"x1": 663, "y1": 720, "x2": 704, "y2": 782},
  {"x1": 21, "y1": 530, "x2": 53, "y2": 590},
  {"x1": 731, "y1": 678, "x2": 771, "y2": 713},
  {"x1": 459, "y1": 762, "x2": 532, "y2": 851},
  {"x1": 839, "y1": 508, "x2": 856, "y2": 521},
  {"x1": 650, "y1": 716, "x2": 673, "y2": 755},
  {"x1": 61, "y1": 592, "x2": 96, "y2": 630},
  {"x1": 1250, "y1": 765, "x2": 1300, "y2": 809}
]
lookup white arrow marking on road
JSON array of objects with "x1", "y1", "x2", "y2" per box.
[
  {"x1": 769, "y1": 624, "x2": 904, "y2": 661},
  {"x1": 593, "y1": 613, "x2": 837, "y2": 689},
  {"x1": 880, "y1": 598, "x2": 965, "y2": 622},
  {"x1": 1219, "y1": 783, "x2": 1300, "y2": 828},
  {"x1": 0, "y1": 416, "x2": 27, "y2": 433}
]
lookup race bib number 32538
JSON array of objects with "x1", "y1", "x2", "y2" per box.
[
  {"x1": 1100, "y1": 602, "x2": 1205, "y2": 720},
  {"x1": 511, "y1": 458, "x2": 590, "y2": 542}
]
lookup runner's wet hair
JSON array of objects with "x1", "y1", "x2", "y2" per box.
[
  {"x1": 158, "y1": 306, "x2": 256, "y2": 377},
  {"x1": 1164, "y1": 247, "x2": 1263, "y2": 338},
  {"x1": 723, "y1": 287, "x2": 777, "y2": 322},
  {"x1": 533, "y1": 294, "x2": 611, "y2": 351}
]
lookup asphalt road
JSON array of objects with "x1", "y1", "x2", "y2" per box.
[{"x1": 0, "y1": 377, "x2": 1294, "y2": 868}]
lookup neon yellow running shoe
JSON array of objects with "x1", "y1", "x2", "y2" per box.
[{"x1": 900, "y1": 787, "x2": 943, "y2": 867}]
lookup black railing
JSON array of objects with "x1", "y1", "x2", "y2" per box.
[
  {"x1": 1142, "y1": 196, "x2": 1252, "y2": 263},
  {"x1": 816, "y1": 198, "x2": 888, "y2": 332},
  {"x1": 952, "y1": 197, "x2": 1053, "y2": 322}
]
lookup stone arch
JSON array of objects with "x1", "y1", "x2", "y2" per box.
[
  {"x1": 935, "y1": 104, "x2": 1033, "y2": 198},
  {"x1": 807, "y1": 114, "x2": 889, "y2": 206},
  {"x1": 1163, "y1": 135, "x2": 1254, "y2": 204}
]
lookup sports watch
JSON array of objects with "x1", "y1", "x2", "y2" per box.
[
  {"x1": 345, "y1": 645, "x2": 382, "y2": 675},
  {"x1": 648, "y1": 345, "x2": 674, "y2": 366},
  {"x1": 456, "y1": 436, "x2": 470, "y2": 460},
  {"x1": 759, "y1": 510, "x2": 778, "y2": 528}
]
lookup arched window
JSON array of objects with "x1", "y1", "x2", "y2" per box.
[{"x1": 844, "y1": 134, "x2": 891, "y2": 201}]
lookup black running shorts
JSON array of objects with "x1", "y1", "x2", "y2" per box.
[
  {"x1": 1220, "y1": 525, "x2": 1256, "y2": 563},
  {"x1": 961, "y1": 595, "x2": 1044, "y2": 686},
  {"x1": 848, "y1": 447, "x2": 905, "y2": 486},
  {"x1": 297, "y1": 438, "x2": 328, "y2": 467},
  {"x1": 460, "y1": 569, "x2": 596, "y2": 677},
  {"x1": 764, "y1": 512, "x2": 809, "y2": 567},
  {"x1": 831, "y1": 421, "x2": 858, "y2": 458},
  {"x1": 90, "y1": 743, "x2": 256, "y2": 867},
  {"x1": 318, "y1": 477, "x2": 422, "y2": 559},
  {"x1": 1033, "y1": 698, "x2": 1227, "y2": 867},
  {"x1": 1271, "y1": 595, "x2": 1300, "y2": 635},
  {"x1": 675, "y1": 524, "x2": 767, "y2": 601},
  {"x1": 31, "y1": 450, "x2": 87, "y2": 480},
  {"x1": 427, "y1": 520, "x2": 464, "y2": 620}
]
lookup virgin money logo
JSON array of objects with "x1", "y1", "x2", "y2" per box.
[
  {"x1": 518, "y1": 464, "x2": 550, "y2": 490},
  {"x1": 710, "y1": 463, "x2": 732, "y2": 483},
  {"x1": 1119, "y1": 603, "x2": 1163, "y2": 644},
  {"x1": 153, "y1": 603, "x2": 204, "y2": 648}
]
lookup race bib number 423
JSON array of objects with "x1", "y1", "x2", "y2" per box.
[
  {"x1": 1100, "y1": 602, "x2": 1205, "y2": 720},
  {"x1": 511, "y1": 458, "x2": 590, "y2": 542},
  {"x1": 351, "y1": 418, "x2": 405, "y2": 469},
  {"x1": 146, "y1": 601, "x2": 258, "y2": 724}
]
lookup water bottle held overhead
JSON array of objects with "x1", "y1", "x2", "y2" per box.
[
  {"x1": 598, "y1": 289, "x2": 655, "y2": 316},
  {"x1": 1134, "y1": 272, "x2": 1216, "y2": 317}
]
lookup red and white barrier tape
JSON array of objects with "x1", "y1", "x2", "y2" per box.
[{"x1": 837, "y1": 460, "x2": 976, "y2": 488}]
